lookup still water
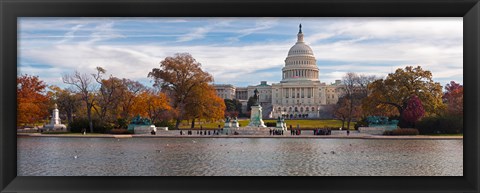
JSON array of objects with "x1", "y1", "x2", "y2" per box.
[{"x1": 18, "y1": 137, "x2": 463, "y2": 176}]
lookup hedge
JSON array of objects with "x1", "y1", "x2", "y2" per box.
[
  {"x1": 415, "y1": 115, "x2": 463, "y2": 134},
  {"x1": 383, "y1": 128, "x2": 419, "y2": 135}
]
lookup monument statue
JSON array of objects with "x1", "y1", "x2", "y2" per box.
[
  {"x1": 224, "y1": 116, "x2": 232, "y2": 128},
  {"x1": 127, "y1": 115, "x2": 157, "y2": 134},
  {"x1": 44, "y1": 103, "x2": 67, "y2": 131},
  {"x1": 252, "y1": 89, "x2": 260, "y2": 106},
  {"x1": 247, "y1": 89, "x2": 266, "y2": 127},
  {"x1": 275, "y1": 116, "x2": 287, "y2": 131},
  {"x1": 231, "y1": 116, "x2": 239, "y2": 128}
]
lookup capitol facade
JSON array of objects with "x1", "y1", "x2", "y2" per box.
[{"x1": 214, "y1": 24, "x2": 344, "y2": 119}]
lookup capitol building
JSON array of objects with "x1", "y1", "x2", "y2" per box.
[{"x1": 214, "y1": 24, "x2": 344, "y2": 119}]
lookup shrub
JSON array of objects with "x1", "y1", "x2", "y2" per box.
[
  {"x1": 416, "y1": 115, "x2": 463, "y2": 134},
  {"x1": 265, "y1": 122, "x2": 276, "y2": 127},
  {"x1": 68, "y1": 118, "x2": 113, "y2": 133},
  {"x1": 116, "y1": 118, "x2": 129, "y2": 129},
  {"x1": 383, "y1": 128, "x2": 419, "y2": 135},
  {"x1": 154, "y1": 120, "x2": 175, "y2": 130},
  {"x1": 109, "y1": 129, "x2": 131, "y2": 134},
  {"x1": 354, "y1": 119, "x2": 369, "y2": 130}
]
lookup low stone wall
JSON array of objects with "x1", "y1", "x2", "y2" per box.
[
  {"x1": 358, "y1": 127, "x2": 388, "y2": 135},
  {"x1": 156, "y1": 127, "x2": 168, "y2": 131},
  {"x1": 225, "y1": 127, "x2": 275, "y2": 135},
  {"x1": 133, "y1": 125, "x2": 156, "y2": 134}
]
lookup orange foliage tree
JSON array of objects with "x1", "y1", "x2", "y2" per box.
[
  {"x1": 184, "y1": 83, "x2": 226, "y2": 128},
  {"x1": 17, "y1": 74, "x2": 49, "y2": 127},
  {"x1": 148, "y1": 53, "x2": 214, "y2": 129},
  {"x1": 130, "y1": 90, "x2": 172, "y2": 124}
]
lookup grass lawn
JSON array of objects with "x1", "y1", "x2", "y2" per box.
[{"x1": 179, "y1": 119, "x2": 355, "y2": 130}]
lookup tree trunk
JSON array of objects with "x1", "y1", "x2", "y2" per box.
[
  {"x1": 67, "y1": 111, "x2": 73, "y2": 125},
  {"x1": 347, "y1": 117, "x2": 351, "y2": 130},
  {"x1": 175, "y1": 118, "x2": 181, "y2": 130},
  {"x1": 191, "y1": 118, "x2": 195, "y2": 129},
  {"x1": 87, "y1": 103, "x2": 94, "y2": 133},
  {"x1": 341, "y1": 120, "x2": 345, "y2": 129}
]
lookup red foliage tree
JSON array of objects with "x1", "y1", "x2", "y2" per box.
[
  {"x1": 401, "y1": 95, "x2": 425, "y2": 128},
  {"x1": 443, "y1": 81, "x2": 463, "y2": 116}
]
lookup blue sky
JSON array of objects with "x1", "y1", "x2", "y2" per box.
[{"x1": 18, "y1": 17, "x2": 463, "y2": 89}]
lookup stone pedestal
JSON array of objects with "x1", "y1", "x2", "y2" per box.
[
  {"x1": 248, "y1": 105, "x2": 266, "y2": 127},
  {"x1": 276, "y1": 121, "x2": 287, "y2": 131},
  {"x1": 44, "y1": 104, "x2": 67, "y2": 131},
  {"x1": 232, "y1": 121, "x2": 239, "y2": 128},
  {"x1": 224, "y1": 122, "x2": 231, "y2": 128}
]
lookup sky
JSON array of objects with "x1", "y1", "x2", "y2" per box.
[{"x1": 18, "y1": 17, "x2": 463, "y2": 89}]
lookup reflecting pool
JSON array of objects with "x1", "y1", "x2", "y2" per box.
[{"x1": 18, "y1": 137, "x2": 463, "y2": 176}]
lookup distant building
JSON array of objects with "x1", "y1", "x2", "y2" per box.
[{"x1": 213, "y1": 24, "x2": 344, "y2": 118}]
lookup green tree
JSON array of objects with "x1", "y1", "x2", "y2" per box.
[
  {"x1": 247, "y1": 96, "x2": 256, "y2": 112},
  {"x1": 364, "y1": 66, "x2": 445, "y2": 127},
  {"x1": 224, "y1": 98, "x2": 243, "y2": 115},
  {"x1": 148, "y1": 53, "x2": 214, "y2": 129}
]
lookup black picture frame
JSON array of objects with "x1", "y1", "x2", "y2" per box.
[{"x1": 1, "y1": 0, "x2": 479, "y2": 192}]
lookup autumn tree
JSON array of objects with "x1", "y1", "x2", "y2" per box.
[
  {"x1": 184, "y1": 83, "x2": 226, "y2": 128},
  {"x1": 363, "y1": 66, "x2": 445, "y2": 128},
  {"x1": 119, "y1": 79, "x2": 146, "y2": 120},
  {"x1": 443, "y1": 81, "x2": 463, "y2": 116},
  {"x1": 63, "y1": 70, "x2": 98, "y2": 133},
  {"x1": 17, "y1": 74, "x2": 49, "y2": 127},
  {"x1": 339, "y1": 72, "x2": 376, "y2": 129},
  {"x1": 47, "y1": 86, "x2": 81, "y2": 125},
  {"x1": 401, "y1": 95, "x2": 425, "y2": 128},
  {"x1": 333, "y1": 96, "x2": 350, "y2": 129},
  {"x1": 148, "y1": 53, "x2": 214, "y2": 129},
  {"x1": 132, "y1": 89, "x2": 172, "y2": 125},
  {"x1": 92, "y1": 67, "x2": 126, "y2": 122}
]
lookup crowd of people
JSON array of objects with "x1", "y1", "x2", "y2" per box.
[
  {"x1": 313, "y1": 128, "x2": 332, "y2": 135},
  {"x1": 290, "y1": 129, "x2": 301, "y2": 135},
  {"x1": 151, "y1": 127, "x2": 348, "y2": 136},
  {"x1": 179, "y1": 130, "x2": 223, "y2": 135},
  {"x1": 269, "y1": 129, "x2": 284, "y2": 135}
]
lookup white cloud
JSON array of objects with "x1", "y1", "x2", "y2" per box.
[{"x1": 19, "y1": 17, "x2": 463, "y2": 88}]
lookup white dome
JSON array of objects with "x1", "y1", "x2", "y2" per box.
[
  {"x1": 281, "y1": 24, "x2": 319, "y2": 82},
  {"x1": 288, "y1": 43, "x2": 314, "y2": 56}
]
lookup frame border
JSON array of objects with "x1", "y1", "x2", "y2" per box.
[{"x1": 1, "y1": 0, "x2": 479, "y2": 192}]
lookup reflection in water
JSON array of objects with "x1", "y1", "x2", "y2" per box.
[{"x1": 17, "y1": 137, "x2": 463, "y2": 176}]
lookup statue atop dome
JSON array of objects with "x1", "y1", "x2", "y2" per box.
[{"x1": 297, "y1": 24, "x2": 304, "y2": 42}]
